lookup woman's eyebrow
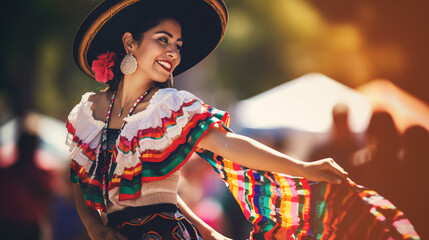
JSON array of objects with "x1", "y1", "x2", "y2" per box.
[{"x1": 155, "y1": 31, "x2": 183, "y2": 42}]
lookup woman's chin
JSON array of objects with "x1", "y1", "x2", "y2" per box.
[
  {"x1": 150, "y1": 76, "x2": 169, "y2": 85},
  {"x1": 156, "y1": 77, "x2": 169, "y2": 83}
]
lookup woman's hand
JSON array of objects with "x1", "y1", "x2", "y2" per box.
[
  {"x1": 88, "y1": 225, "x2": 128, "y2": 240},
  {"x1": 298, "y1": 158, "x2": 349, "y2": 184}
]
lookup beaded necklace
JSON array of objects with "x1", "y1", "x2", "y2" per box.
[{"x1": 99, "y1": 85, "x2": 155, "y2": 207}]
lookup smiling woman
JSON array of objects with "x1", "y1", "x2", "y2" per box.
[
  {"x1": 68, "y1": 1, "x2": 231, "y2": 239},
  {"x1": 67, "y1": 0, "x2": 420, "y2": 240}
]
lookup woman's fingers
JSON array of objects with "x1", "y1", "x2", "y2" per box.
[
  {"x1": 322, "y1": 159, "x2": 348, "y2": 180},
  {"x1": 305, "y1": 158, "x2": 348, "y2": 184},
  {"x1": 302, "y1": 158, "x2": 349, "y2": 184}
]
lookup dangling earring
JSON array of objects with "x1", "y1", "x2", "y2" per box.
[
  {"x1": 169, "y1": 73, "x2": 174, "y2": 87},
  {"x1": 120, "y1": 54, "x2": 137, "y2": 75}
]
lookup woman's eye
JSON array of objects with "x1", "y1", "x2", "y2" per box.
[{"x1": 159, "y1": 38, "x2": 168, "y2": 43}]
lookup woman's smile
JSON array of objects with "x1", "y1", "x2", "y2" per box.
[{"x1": 156, "y1": 60, "x2": 172, "y2": 72}]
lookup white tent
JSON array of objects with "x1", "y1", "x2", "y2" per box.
[{"x1": 233, "y1": 73, "x2": 372, "y2": 133}]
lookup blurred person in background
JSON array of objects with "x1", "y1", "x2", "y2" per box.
[
  {"x1": 0, "y1": 115, "x2": 54, "y2": 240},
  {"x1": 350, "y1": 111, "x2": 401, "y2": 200},
  {"x1": 309, "y1": 103, "x2": 363, "y2": 171},
  {"x1": 396, "y1": 125, "x2": 429, "y2": 239}
]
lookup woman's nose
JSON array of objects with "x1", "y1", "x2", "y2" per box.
[{"x1": 167, "y1": 46, "x2": 180, "y2": 59}]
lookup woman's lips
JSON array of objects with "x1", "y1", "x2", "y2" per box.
[{"x1": 156, "y1": 60, "x2": 172, "y2": 72}]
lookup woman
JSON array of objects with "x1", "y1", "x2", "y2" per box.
[{"x1": 67, "y1": 0, "x2": 419, "y2": 239}]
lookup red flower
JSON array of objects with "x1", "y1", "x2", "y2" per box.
[{"x1": 91, "y1": 51, "x2": 116, "y2": 83}]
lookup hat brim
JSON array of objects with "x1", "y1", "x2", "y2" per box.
[{"x1": 73, "y1": 0, "x2": 227, "y2": 79}]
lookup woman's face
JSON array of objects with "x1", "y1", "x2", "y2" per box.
[{"x1": 133, "y1": 19, "x2": 182, "y2": 83}]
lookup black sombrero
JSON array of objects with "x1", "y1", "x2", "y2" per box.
[{"x1": 73, "y1": 0, "x2": 228, "y2": 79}]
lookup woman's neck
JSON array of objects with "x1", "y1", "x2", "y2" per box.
[{"x1": 118, "y1": 75, "x2": 154, "y2": 107}]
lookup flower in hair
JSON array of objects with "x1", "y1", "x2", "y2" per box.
[{"x1": 91, "y1": 51, "x2": 116, "y2": 83}]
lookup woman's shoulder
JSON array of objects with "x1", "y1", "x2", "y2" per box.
[
  {"x1": 87, "y1": 91, "x2": 111, "y2": 106},
  {"x1": 67, "y1": 91, "x2": 109, "y2": 126},
  {"x1": 72, "y1": 91, "x2": 110, "y2": 114},
  {"x1": 90, "y1": 91, "x2": 113, "y2": 122},
  {"x1": 71, "y1": 91, "x2": 104, "y2": 107}
]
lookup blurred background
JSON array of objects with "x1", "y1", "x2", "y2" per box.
[{"x1": 1, "y1": 0, "x2": 428, "y2": 239}]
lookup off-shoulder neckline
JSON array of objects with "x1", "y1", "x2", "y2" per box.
[{"x1": 84, "y1": 88, "x2": 173, "y2": 125}]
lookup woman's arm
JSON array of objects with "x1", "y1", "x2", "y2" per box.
[
  {"x1": 177, "y1": 195, "x2": 231, "y2": 240},
  {"x1": 73, "y1": 185, "x2": 127, "y2": 240},
  {"x1": 198, "y1": 127, "x2": 348, "y2": 184}
]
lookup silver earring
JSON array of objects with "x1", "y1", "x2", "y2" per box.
[{"x1": 120, "y1": 54, "x2": 137, "y2": 75}]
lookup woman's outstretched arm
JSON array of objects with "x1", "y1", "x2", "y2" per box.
[
  {"x1": 74, "y1": 185, "x2": 127, "y2": 240},
  {"x1": 198, "y1": 127, "x2": 348, "y2": 184}
]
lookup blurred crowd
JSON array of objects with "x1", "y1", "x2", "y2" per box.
[{"x1": 309, "y1": 105, "x2": 429, "y2": 239}]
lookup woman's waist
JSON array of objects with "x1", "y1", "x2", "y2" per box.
[{"x1": 107, "y1": 190, "x2": 178, "y2": 214}]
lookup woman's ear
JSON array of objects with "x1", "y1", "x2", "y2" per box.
[{"x1": 122, "y1": 32, "x2": 135, "y2": 54}]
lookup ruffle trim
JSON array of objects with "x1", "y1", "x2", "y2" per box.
[
  {"x1": 66, "y1": 92, "x2": 104, "y2": 173},
  {"x1": 67, "y1": 88, "x2": 230, "y2": 212}
]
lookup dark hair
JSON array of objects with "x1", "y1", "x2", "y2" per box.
[{"x1": 106, "y1": 15, "x2": 182, "y2": 93}]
